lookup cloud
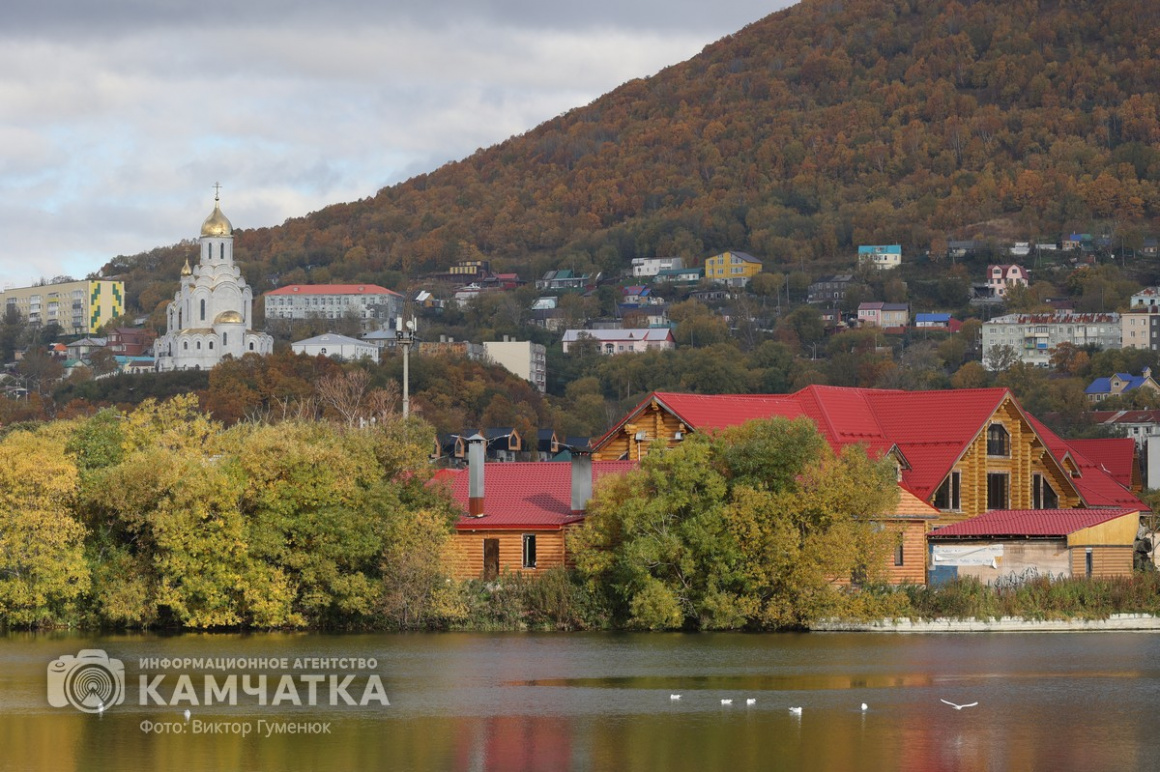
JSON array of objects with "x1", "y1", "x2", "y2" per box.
[{"x1": 0, "y1": 1, "x2": 791, "y2": 287}]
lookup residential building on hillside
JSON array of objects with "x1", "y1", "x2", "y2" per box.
[
  {"x1": 631, "y1": 257, "x2": 683, "y2": 278},
  {"x1": 1085, "y1": 369, "x2": 1160, "y2": 403},
  {"x1": 914, "y1": 313, "x2": 956, "y2": 330},
  {"x1": 264, "y1": 284, "x2": 402, "y2": 329},
  {"x1": 291, "y1": 333, "x2": 379, "y2": 362},
  {"x1": 535, "y1": 269, "x2": 598, "y2": 291},
  {"x1": 2, "y1": 279, "x2": 124, "y2": 335},
  {"x1": 1121, "y1": 308, "x2": 1160, "y2": 351},
  {"x1": 704, "y1": 251, "x2": 762, "y2": 287},
  {"x1": 858, "y1": 244, "x2": 902, "y2": 269},
  {"x1": 1129, "y1": 287, "x2": 1160, "y2": 310},
  {"x1": 981, "y1": 312, "x2": 1121, "y2": 369},
  {"x1": 155, "y1": 192, "x2": 274, "y2": 371},
  {"x1": 652, "y1": 266, "x2": 704, "y2": 285},
  {"x1": 416, "y1": 338, "x2": 484, "y2": 360},
  {"x1": 483, "y1": 338, "x2": 547, "y2": 393},
  {"x1": 108, "y1": 327, "x2": 156, "y2": 357},
  {"x1": 561, "y1": 328, "x2": 674, "y2": 354},
  {"x1": 985, "y1": 264, "x2": 1029, "y2": 298},
  {"x1": 808, "y1": 274, "x2": 856, "y2": 305},
  {"x1": 857, "y1": 302, "x2": 909, "y2": 328}
]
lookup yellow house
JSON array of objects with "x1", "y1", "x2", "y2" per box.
[{"x1": 704, "y1": 251, "x2": 762, "y2": 287}]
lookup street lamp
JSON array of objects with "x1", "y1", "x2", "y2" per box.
[{"x1": 395, "y1": 315, "x2": 417, "y2": 418}]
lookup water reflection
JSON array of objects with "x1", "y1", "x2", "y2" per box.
[{"x1": 0, "y1": 631, "x2": 1156, "y2": 771}]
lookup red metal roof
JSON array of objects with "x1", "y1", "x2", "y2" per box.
[
  {"x1": 439, "y1": 461, "x2": 637, "y2": 529},
  {"x1": 594, "y1": 386, "x2": 1146, "y2": 512},
  {"x1": 1025, "y1": 415, "x2": 1144, "y2": 509},
  {"x1": 1067, "y1": 438, "x2": 1138, "y2": 489},
  {"x1": 929, "y1": 508, "x2": 1139, "y2": 538},
  {"x1": 265, "y1": 284, "x2": 401, "y2": 296}
]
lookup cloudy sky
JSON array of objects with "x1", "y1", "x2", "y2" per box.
[{"x1": 0, "y1": 0, "x2": 793, "y2": 289}]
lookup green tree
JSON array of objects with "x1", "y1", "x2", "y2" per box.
[{"x1": 570, "y1": 417, "x2": 898, "y2": 630}]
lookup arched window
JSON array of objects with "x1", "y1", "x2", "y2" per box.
[
  {"x1": 196, "y1": 341, "x2": 201, "y2": 350},
  {"x1": 200, "y1": 299, "x2": 206, "y2": 321},
  {"x1": 183, "y1": 341, "x2": 188, "y2": 350},
  {"x1": 986, "y1": 424, "x2": 1010, "y2": 457},
  {"x1": 208, "y1": 341, "x2": 214, "y2": 350},
  {"x1": 222, "y1": 333, "x2": 227, "y2": 345},
  {"x1": 249, "y1": 342, "x2": 254, "y2": 351}
]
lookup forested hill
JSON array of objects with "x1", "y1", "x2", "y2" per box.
[{"x1": 112, "y1": 0, "x2": 1160, "y2": 313}]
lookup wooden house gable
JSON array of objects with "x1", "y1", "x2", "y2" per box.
[{"x1": 930, "y1": 398, "x2": 1082, "y2": 523}]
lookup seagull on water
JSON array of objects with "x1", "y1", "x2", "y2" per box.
[
  {"x1": 940, "y1": 699, "x2": 978, "y2": 710},
  {"x1": 721, "y1": 699, "x2": 733, "y2": 706},
  {"x1": 746, "y1": 698, "x2": 756, "y2": 706},
  {"x1": 670, "y1": 694, "x2": 681, "y2": 701},
  {"x1": 861, "y1": 703, "x2": 868, "y2": 711},
  {"x1": 788, "y1": 706, "x2": 802, "y2": 715}
]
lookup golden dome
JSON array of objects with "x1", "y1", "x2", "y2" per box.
[
  {"x1": 181, "y1": 258, "x2": 192, "y2": 276},
  {"x1": 214, "y1": 310, "x2": 244, "y2": 324},
  {"x1": 201, "y1": 198, "x2": 233, "y2": 237}
]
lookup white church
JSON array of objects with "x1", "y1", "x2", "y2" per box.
[{"x1": 154, "y1": 191, "x2": 274, "y2": 371}]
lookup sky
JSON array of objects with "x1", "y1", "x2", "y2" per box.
[{"x1": 0, "y1": 0, "x2": 793, "y2": 289}]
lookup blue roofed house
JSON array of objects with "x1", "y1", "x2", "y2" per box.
[
  {"x1": 914, "y1": 313, "x2": 952, "y2": 329},
  {"x1": 1085, "y1": 369, "x2": 1160, "y2": 404}
]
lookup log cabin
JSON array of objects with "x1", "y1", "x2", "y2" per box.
[
  {"x1": 437, "y1": 437, "x2": 635, "y2": 580},
  {"x1": 589, "y1": 386, "x2": 1148, "y2": 582}
]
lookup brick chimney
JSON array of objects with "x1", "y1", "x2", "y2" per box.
[
  {"x1": 467, "y1": 433, "x2": 486, "y2": 517},
  {"x1": 570, "y1": 449, "x2": 593, "y2": 514}
]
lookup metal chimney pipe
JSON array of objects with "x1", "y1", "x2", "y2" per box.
[
  {"x1": 571, "y1": 449, "x2": 593, "y2": 514},
  {"x1": 467, "y1": 433, "x2": 486, "y2": 517}
]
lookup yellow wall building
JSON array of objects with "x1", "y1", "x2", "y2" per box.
[
  {"x1": 2, "y1": 280, "x2": 124, "y2": 334},
  {"x1": 704, "y1": 251, "x2": 762, "y2": 287}
]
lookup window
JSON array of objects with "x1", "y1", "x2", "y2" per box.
[
  {"x1": 894, "y1": 536, "x2": 904, "y2": 567},
  {"x1": 1032, "y1": 474, "x2": 1058, "y2": 509},
  {"x1": 987, "y1": 424, "x2": 1010, "y2": 456},
  {"x1": 933, "y1": 471, "x2": 961, "y2": 510},
  {"x1": 200, "y1": 299, "x2": 206, "y2": 321},
  {"x1": 222, "y1": 333, "x2": 227, "y2": 345},
  {"x1": 987, "y1": 473, "x2": 1009, "y2": 510},
  {"x1": 1085, "y1": 548, "x2": 1093, "y2": 578},
  {"x1": 208, "y1": 341, "x2": 213, "y2": 350},
  {"x1": 522, "y1": 534, "x2": 537, "y2": 569},
  {"x1": 196, "y1": 341, "x2": 201, "y2": 350},
  {"x1": 249, "y1": 342, "x2": 255, "y2": 351}
]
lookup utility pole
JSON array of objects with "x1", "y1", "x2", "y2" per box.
[{"x1": 395, "y1": 313, "x2": 416, "y2": 418}]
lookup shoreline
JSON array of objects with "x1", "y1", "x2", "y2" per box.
[{"x1": 813, "y1": 613, "x2": 1160, "y2": 633}]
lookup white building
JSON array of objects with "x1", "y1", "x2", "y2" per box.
[
  {"x1": 292, "y1": 333, "x2": 379, "y2": 363},
  {"x1": 985, "y1": 264, "x2": 1029, "y2": 298},
  {"x1": 981, "y1": 312, "x2": 1121, "y2": 369},
  {"x1": 1122, "y1": 309, "x2": 1160, "y2": 351},
  {"x1": 631, "y1": 257, "x2": 684, "y2": 278},
  {"x1": 155, "y1": 193, "x2": 274, "y2": 371},
  {"x1": 857, "y1": 245, "x2": 902, "y2": 270},
  {"x1": 264, "y1": 284, "x2": 401, "y2": 329},
  {"x1": 562, "y1": 328, "x2": 675, "y2": 354},
  {"x1": 483, "y1": 338, "x2": 547, "y2": 393}
]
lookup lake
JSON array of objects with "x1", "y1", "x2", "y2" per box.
[{"x1": 1, "y1": 630, "x2": 1157, "y2": 771}]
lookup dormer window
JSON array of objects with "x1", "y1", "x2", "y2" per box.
[
  {"x1": 933, "y1": 471, "x2": 961, "y2": 511},
  {"x1": 987, "y1": 424, "x2": 1010, "y2": 457}
]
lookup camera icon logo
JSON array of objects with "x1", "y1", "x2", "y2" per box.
[{"x1": 47, "y1": 650, "x2": 126, "y2": 713}]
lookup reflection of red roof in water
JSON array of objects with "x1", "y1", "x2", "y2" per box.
[{"x1": 594, "y1": 385, "x2": 1145, "y2": 511}]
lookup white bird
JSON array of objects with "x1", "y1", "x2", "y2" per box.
[
  {"x1": 183, "y1": 709, "x2": 191, "y2": 721},
  {"x1": 861, "y1": 702, "x2": 869, "y2": 712},
  {"x1": 670, "y1": 694, "x2": 681, "y2": 701},
  {"x1": 788, "y1": 706, "x2": 802, "y2": 715},
  {"x1": 940, "y1": 699, "x2": 978, "y2": 710},
  {"x1": 746, "y1": 698, "x2": 756, "y2": 706},
  {"x1": 721, "y1": 699, "x2": 733, "y2": 706}
]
